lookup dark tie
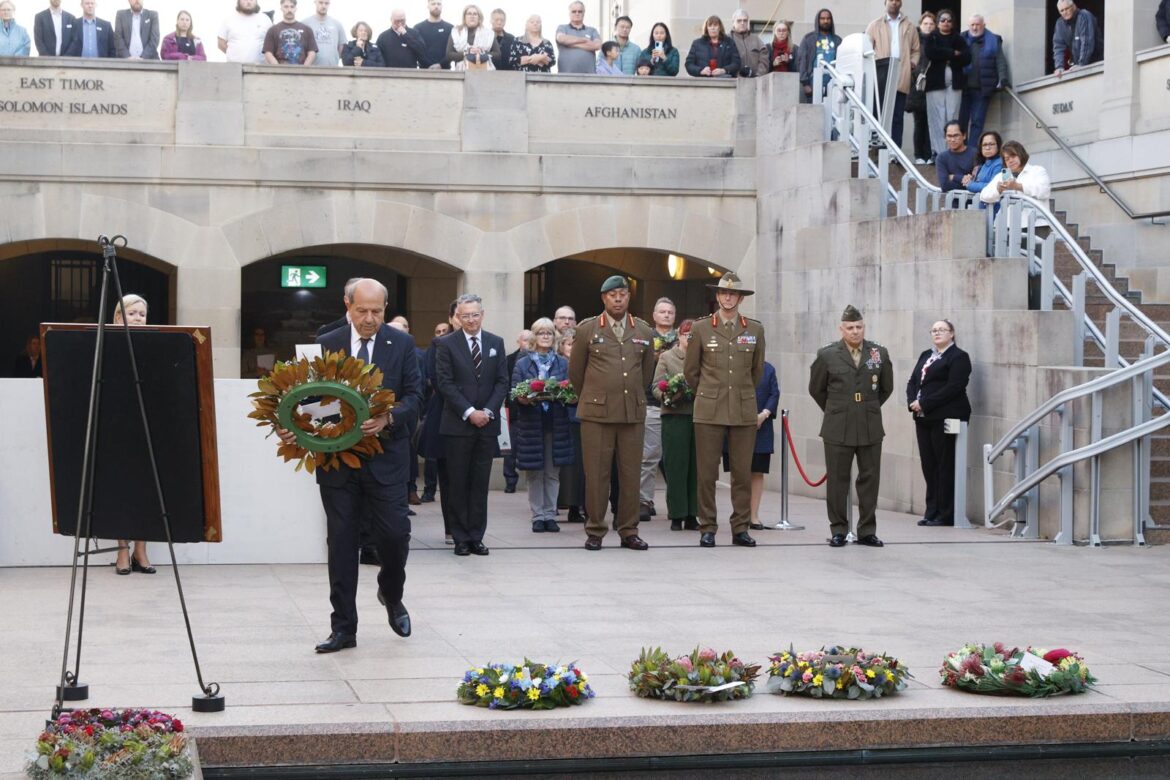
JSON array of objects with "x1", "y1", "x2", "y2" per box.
[
  {"x1": 357, "y1": 337, "x2": 370, "y2": 363},
  {"x1": 470, "y1": 335, "x2": 482, "y2": 376}
]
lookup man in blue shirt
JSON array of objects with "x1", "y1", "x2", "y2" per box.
[
  {"x1": 64, "y1": 0, "x2": 115, "y2": 57},
  {"x1": 935, "y1": 121, "x2": 977, "y2": 193}
]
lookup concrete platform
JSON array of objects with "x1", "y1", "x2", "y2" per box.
[{"x1": 2, "y1": 486, "x2": 1169, "y2": 775}]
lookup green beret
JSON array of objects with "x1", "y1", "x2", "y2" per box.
[
  {"x1": 600, "y1": 275, "x2": 629, "y2": 293},
  {"x1": 841, "y1": 305, "x2": 863, "y2": 322}
]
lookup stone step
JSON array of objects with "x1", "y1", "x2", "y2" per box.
[{"x1": 1145, "y1": 526, "x2": 1170, "y2": 544}]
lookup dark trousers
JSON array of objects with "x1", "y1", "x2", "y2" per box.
[
  {"x1": 661, "y1": 413, "x2": 698, "y2": 520},
  {"x1": 319, "y1": 444, "x2": 411, "y2": 636},
  {"x1": 435, "y1": 458, "x2": 451, "y2": 535},
  {"x1": 503, "y1": 451, "x2": 518, "y2": 489},
  {"x1": 442, "y1": 430, "x2": 495, "y2": 543},
  {"x1": 959, "y1": 91, "x2": 990, "y2": 150},
  {"x1": 408, "y1": 440, "x2": 419, "y2": 494},
  {"x1": 916, "y1": 420, "x2": 956, "y2": 523},
  {"x1": 875, "y1": 58, "x2": 907, "y2": 148},
  {"x1": 423, "y1": 458, "x2": 437, "y2": 495},
  {"x1": 823, "y1": 441, "x2": 883, "y2": 538},
  {"x1": 912, "y1": 106, "x2": 931, "y2": 161},
  {"x1": 558, "y1": 423, "x2": 584, "y2": 507}
]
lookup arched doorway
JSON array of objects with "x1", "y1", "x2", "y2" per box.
[
  {"x1": 0, "y1": 239, "x2": 174, "y2": 376},
  {"x1": 524, "y1": 248, "x2": 730, "y2": 327},
  {"x1": 240, "y1": 243, "x2": 460, "y2": 377}
]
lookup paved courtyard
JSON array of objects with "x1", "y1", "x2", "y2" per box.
[{"x1": 2, "y1": 486, "x2": 1169, "y2": 775}]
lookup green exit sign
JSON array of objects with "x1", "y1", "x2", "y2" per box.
[{"x1": 281, "y1": 265, "x2": 327, "y2": 288}]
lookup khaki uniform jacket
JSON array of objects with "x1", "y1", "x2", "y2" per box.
[
  {"x1": 653, "y1": 345, "x2": 693, "y2": 416},
  {"x1": 568, "y1": 311, "x2": 656, "y2": 424},
  {"x1": 808, "y1": 339, "x2": 894, "y2": 446},
  {"x1": 865, "y1": 14, "x2": 920, "y2": 94},
  {"x1": 684, "y1": 313, "x2": 765, "y2": 427}
]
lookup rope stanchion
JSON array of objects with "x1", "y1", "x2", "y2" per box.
[{"x1": 783, "y1": 414, "x2": 827, "y2": 487}]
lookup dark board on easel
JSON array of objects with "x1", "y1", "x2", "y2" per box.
[{"x1": 40, "y1": 324, "x2": 222, "y2": 544}]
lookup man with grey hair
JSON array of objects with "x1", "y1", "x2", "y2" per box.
[
  {"x1": 728, "y1": 9, "x2": 769, "y2": 77},
  {"x1": 555, "y1": 0, "x2": 600, "y2": 73},
  {"x1": 1052, "y1": 0, "x2": 1101, "y2": 78},
  {"x1": 278, "y1": 277, "x2": 423, "y2": 652},
  {"x1": 316, "y1": 277, "x2": 362, "y2": 336},
  {"x1": 434, "y1": 294, "x2": 509, "y2": 556},
  {"x1": 639, "y1": 297, "x2": 677, "y2": 521}
]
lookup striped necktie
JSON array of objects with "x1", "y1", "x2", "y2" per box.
[{"x1": 470, "y1": 335, "x2": 482, "y2": 376}]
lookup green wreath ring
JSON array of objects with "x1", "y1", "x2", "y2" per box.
[{"x1": 276, "y1": 380, "x2": 370, "y2": 453}]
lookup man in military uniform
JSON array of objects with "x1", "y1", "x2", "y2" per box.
[
  {"x1": 808, "y1": 305, "x2": 894, "y2": 548},
  {"x1": 568, "y1": 275, "x2": 657, "y2": 551},
  {"x1": 684, "y1": 273, "x2": 766, "y2": 548}
]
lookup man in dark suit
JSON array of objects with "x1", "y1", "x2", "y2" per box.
[
  {"x1": 279, "y1": 278, "x2": 422, "y2": 653},
  {"x1": 808, "y1": 305, "x2": 894, "y2": 548},
  {"x1": 434, "y1": 293, "x2": 508, "y2": 556},
  {"x1": 63, "y1": 0, "x2": 115, "y2": 57},
  {"x1": 34, "y1": 0, "x2": 76, "y2": 56},
  {"x1": 114, "y1": 0, "x2": 159, "y2": 59},
  {"x1": 906, "y1": 319, "x2": 971, "y2": 527}
]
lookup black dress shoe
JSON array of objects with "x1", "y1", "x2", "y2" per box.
[
  {"x1": 532, "y1": 520, "x2": 546, "y2": 533},
  {"x1": 732, "y1": 532, "x2": 757, "y2": 547},
  {"x1": 470, "y1": 541, "x2": 490, "y2": 556},
  {"x1": 407, "y1": 508, "x2": 416, "y2": 517},
  {"x1": 131, "y1": 558, "x2": 157, "y2": 574},
  {"x1": 829, "y1": 533, "x2": 847, "y2": 547},
  {"x1": 856, "y1": 534, "x2": 884, "y2": 547},
  {"x1": 922, "y1": 518, "x2": 954, "y2": 527},
  {"x1": 749, "y1": 522, "x2": 764, "y2": 531},
  {"x1": 567, "y1": 507, "x2": 585, "y2": 523},
  {"x1": 544, "y1": 519, "x2": 561, "y2": 533},
  {"x1": 504, "y1": 484, "x2": 517, "y2": 494},
  {"x1": 684, "y1": 517, "x2": 700, "y2": 530},
  {"x1": 359, "y1": 547, "x2": 380, "y2": 566},
  {"x1": 315, "y1": 632, "x2": 357, "y2": 653},
  {"x1": 916, "y1": 517, "x2": 935, "y2": 527},
  {"x1": 620, "y1": 534, "x2": 649, "y2": 550},
  {"x1": 454, "y1": 542, "x2": 471, "y2": 556},
  {"x1": 386, "y1": 601, "x2": 411, "y2": 638},
  {"x1": 670, "y1": 519, "x2": 683, "y2": 531},
  {"x1": 420, "y1": 492, "x2": 436, "y2": 503},
  {"x1": 699, "y1": 532, "x2": 716, "y2": 547},
  {"x1": 584, "y1": 535, "x2": 603, "y2": 551}
]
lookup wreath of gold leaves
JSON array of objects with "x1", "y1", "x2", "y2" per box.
[{"x1": 248, "y1": 350, "x2": 397, "y2": 474}]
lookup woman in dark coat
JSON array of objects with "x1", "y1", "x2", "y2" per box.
[
  {"x1": 512, "y1": 318, "x2": 575, "y2": 533},
  {"x1": 684, "y1": 15, "x2": 740, "y2": 77},
  {"x1": 923, "y1": 9, "x2": 971, "y2": 165},
  {"x1": 722, "y1": 360, "x2": 779, "y2": 530},
  {"x1": 341, "y1": 21, "x2": 386, "y2": 67},
  {"x1": 906, "y1": 319, "x2": 972, "y2": 527}
]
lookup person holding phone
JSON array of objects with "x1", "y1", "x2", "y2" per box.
[{"x1": 640, "y1": 21, "x2": 677, "y2": 76}]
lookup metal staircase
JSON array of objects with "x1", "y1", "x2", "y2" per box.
[{"x1": 814, "y1": 52, "x2": 1170, "y2": 545}]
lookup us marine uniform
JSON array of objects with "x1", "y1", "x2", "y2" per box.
[
  {"x1": 808, "y1": 305, "x2": 894, "y2": 547},
  {"x1": 567, "y1": 275, "x2": 657, "y2": 550},
  {"x1": 684, "y1": 273, "x2": 766, "y2": 547}
]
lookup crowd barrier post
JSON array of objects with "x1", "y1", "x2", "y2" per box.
[{"x1": 771, "y1": 409, "x2": 805, "y2": 530}]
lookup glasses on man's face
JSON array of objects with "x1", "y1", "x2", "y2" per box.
[
  {"x1": 459, "y1": 312, "x2": 483, "y2": 321},
  {"x1": 930, "y1": 328, "x2": 952, "y2": 334}
]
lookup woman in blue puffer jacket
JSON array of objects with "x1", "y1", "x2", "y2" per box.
[
  {"x1": 965, "y1": 130, "x2": 1004, "y2": 209},
  {"x1": 511, "y1": 318, "x2": 575, "y2": 533}
]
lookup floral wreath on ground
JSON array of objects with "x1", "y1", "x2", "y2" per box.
[
  {"x1": 765, "y1": 645, "x2": 911, "y2": 700},
  {"x1": 656, "y1": 373, "x2": 694, "y2": 408},
  {"x1": 27, "y1": 708, "x2": 192, "y2": 779},
  {"x1": 509, "y1": 378, "x2": 578, "y2": 404},
  {"x1": 628, "y1": 647, "x2": 761, "y2": 702},
  {"x1": 248, "y1": 350, "x2": 397, "y2": 474},
  {"x1": 940, "y1": 643, "x2": 1096, "y2": 697},
  {"x1": 458, "y1": 660, "x2": 595, "y2": 710}
]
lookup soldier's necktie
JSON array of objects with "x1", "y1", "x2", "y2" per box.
[
  {"x1": 612, "y1": 319, "x2": 625, "y2": 340},
  {"x1": 357, "y1": 338, "x2": 370, "y2": 364},
  {"x1": 471, "y1": 335, "x2": 482, "y2": 376}
]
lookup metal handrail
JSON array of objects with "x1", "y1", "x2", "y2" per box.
[
  {"x1": 1003, "y1": 87, "x2": 1170, "y2": 222},
  {"x1": 985, "y1": 413, "x2": 1170, "y2": 523},
  {"x1": 986, "y1": 349, "x2": 1170, "y2": 462}
]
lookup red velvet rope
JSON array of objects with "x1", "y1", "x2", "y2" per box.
[{"x1": 783, "y1": 414, "x2": 827, "y2": 487}]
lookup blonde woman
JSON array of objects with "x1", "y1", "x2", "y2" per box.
[
  {"x1": 111, "y1": 294, "x2": 156, "y2": 575},
  {"x1": 446, "y1": 4, "x2": 499, "y2": 70}
]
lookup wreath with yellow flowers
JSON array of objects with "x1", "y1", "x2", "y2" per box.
[{"x1": 248, "y1": 350, "x2": 396, "y2": 474}]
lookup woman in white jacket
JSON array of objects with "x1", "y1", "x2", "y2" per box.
[
  {"x1": 447, "y1": 4, "x2": 499, "y2": 70},
  {"x1": 980, "y1": 140, "x2": 1051, "y2": 204}
]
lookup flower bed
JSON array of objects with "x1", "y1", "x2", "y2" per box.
[
  {"x1": 940, "y1": 643, "x2": 1096, "y2": 697},
  {"x1": 458, "y1": 660, "x2": 594, "y2": 710},
  {"x1": 766, "y1": 646, "x2": 910, "y2": 699},
  {"x1": 27, "y1": 708, "x2": 192, "y2": 778},
  {"x1": 628, "y1": 647, "x2": 760, "y2": 702}
]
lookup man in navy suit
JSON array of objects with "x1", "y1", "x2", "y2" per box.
[
  {"x1": 434, "y1": 293, "x2": 508, "y2": 556},
  {"x1": 279, "y1": 278, "x2": 422, "y2": 653},
  {"x1": 63, "y1": 0, "x2": 115, "y2": 57},
  {"x1": 34, "y1": 0, "x2": 76, "y2": 56}
]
